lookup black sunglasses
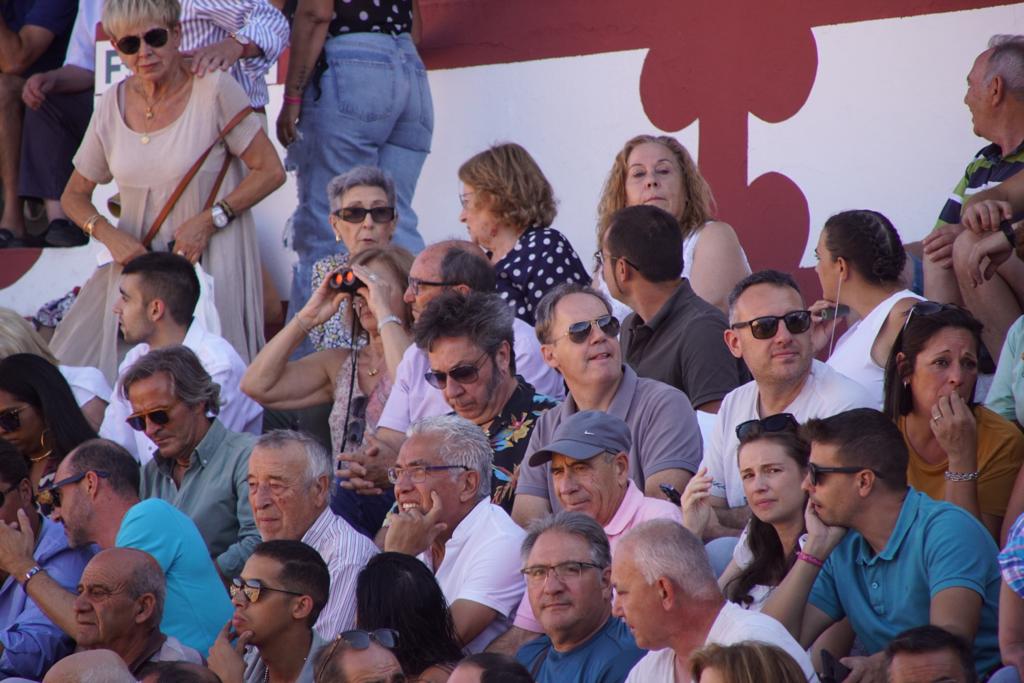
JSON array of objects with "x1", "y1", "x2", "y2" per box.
[
  {"x1": 230, "y1": 577, "x2": 306, "y2": 603},
  {"x1": 0, "y1": 406, "x2": 23, "y2": 432},
  {"x1": 115, "y1": 27, "x2": 169, "y2": 55},
  {"x1": 333, "y1": 206, "x2": 396, "y2": 224},
  {"x1": 125, "y1": 407, "x2": 174, "y2": 431},
  {"x1": 317, "y1": 629, "x2": 400, "y2": 681},
  {"x1": 730, "y1": 310, "x2": 811, "y2": 340},
  {"x1": 36, "y1": 470, "x2": 110, "y2": 511},
  {"x1": 900, "y1": 300, "x2": 961, "y2": 335},
  {"x1": 735, "y1": 413, "x2": 799, "y2": 441},
  {"x1": 807, "y1": 462, "x2": 883, "y2": 487},
  {"x1": 554, "y1": 315, "x2": 620, "y2": 344},
  {"x1": 425, "y1": 351, "x2": 489, "y2": 390}
]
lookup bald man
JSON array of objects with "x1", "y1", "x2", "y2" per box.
[{"x1": 42, "y1": 649, "x2": 136, "y2": 683}]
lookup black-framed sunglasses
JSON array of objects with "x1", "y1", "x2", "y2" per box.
[
  {"x1": 114, "y1": 27, "x2": 169, "y2": 55},
  {"x1": 807, "y1": 462, "x2": 883, "y2": 487},
  {"x1": 407, "y1": 276, "x2": 457, "y2": 296},
  {"x1": 125, "y1": 406, "x2": 175, "y2": 432},
  {"x1": 0, "y1": 406, "x2": 23, "y2": 432},
  {"x1": 317, "y1": 629, "x2": 400, "y2": 681},
  {"x1": 730, "y1": 310, "x2": 812, "y2": 340},
  {"x1": 735, "y1": 413, "x2": 799, "y2": 441},
  {"x1": 333, "y1": 206, "x2": 396, "y2": 224},
  {"x1": 424, "y1": 351, "x2": 489, "y2": 390},
  {"x1": 900, "y1": 300, "x2": 960, "y2": 335},
  {"x1": 230, "y1": 577, "x2": 306, "y2": 604},
  {"x1": 554, "y1": 315, "x2": 620, "y2": 344},
  {"x1": 36, "y1": 470, "x2": 110, "y2": 511}
]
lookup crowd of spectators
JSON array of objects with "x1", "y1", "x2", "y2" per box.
[{"x1": 3, "y1": 3, "x2": 1024, "y2": 682}]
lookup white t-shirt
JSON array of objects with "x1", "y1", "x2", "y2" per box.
[
  {"x1": 418, "y1": 499, "x2": 526, "y2": 653},
  {"x1": 624, "y1": 602, "x2": 818, "y2": 682},
  {"x1": 59, "y1": 364, "x2": 112, "y2": 406},
  {"x1": 99, "y1": 321, "x2": 263, "y2": 464},
  {"x1": 702, "y1": 360, "x2": 875, "y2": 507},
  {"x1": 64, "y1": 0, "x2": 101, "y2": 71},
  {"x1": 377, "y1": 317, "x2": 564, "y2": 433}
]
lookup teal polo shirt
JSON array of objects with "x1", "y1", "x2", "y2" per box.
[{"x1": 809, "y1": 489, "x2": 1000, "y2": 676}]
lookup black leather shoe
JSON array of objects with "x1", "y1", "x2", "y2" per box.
[
  {"x1": 42, "y1": 218, "x2": 88, "y2": 247},
  {"x1": 0, "y1": 227, "x2": 44, "y2": 248}
]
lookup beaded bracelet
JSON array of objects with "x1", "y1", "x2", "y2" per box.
[{"x1": 944, "y1": 470, "x2": 980, "y2": 482}]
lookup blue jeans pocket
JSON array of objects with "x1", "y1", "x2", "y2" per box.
[{"x1": 329, "y1": 57, "x2": 397, "y2": 123}]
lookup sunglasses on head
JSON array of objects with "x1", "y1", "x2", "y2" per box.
[
  {"x1": 230, "y1": 577, "x2": 306, "y2": 604},
  {"x1": 317, "y1": 629, "x2": 400, "y2": 681},
  {"x1": 554, "y1": 315, "x2": 620, "y2": 344},
  {"x1": 333, "y1": 206, "x2": 396, "y2": 224},
  {"x1": 125, "y1": 407, "x2": 174, "y2": 432},
  {"x1": 114, "y1": 27, "x2": 169, "y2": 55},
  {"x1": 807, "y1": 462, "x2": 883, "y2": 487},
  {"x1": 36, "y1": 470, "x2": 110, "y2": 511},
  {"x1": 0, "y1": 406, "x2": 23, "y2": 432},
  {"x1": 735, "y1": 413, "x2": 799, "y2": 441},
  {"x1": 425, "y1": 351, "x2": 489, "y2": 390},
  {"x1": 730, "y1": 310, "x2": 811, "y2": 340},
  {"x1": 899, "y1": 300, "x2": 961, "y2": 335}
]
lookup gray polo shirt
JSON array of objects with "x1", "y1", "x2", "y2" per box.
[
  {"x1": 620, "y1": 279, "x2": 749, "y2": 408},
  {"x1": 516, "y1": 366, "x2": 702, "y2": 509},
  {"x1": 141, "y1": 419, "x2": 259, "y2": 577}
]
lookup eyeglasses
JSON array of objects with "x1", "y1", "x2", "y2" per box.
[
  {"x1": 125, "y1": 405, "x2": 176, "y2": 431},
  {"x1": 593, "y1": 250, "x2": 641, "y2": 273},
  {"x1": 735, "y1": 413, "x2": 799, "y2": 441},
  {"x1": 807, "y1": 462, "x2": 883, "y2": 487},
  {"x1": 730, "y1": 310, "x2": 812, "y2": 340},
  {"x1": 424, "y1": 352, "x2": 489, "y2": 390},
  {"x1": 114, "y1": 27, "x2": 169, "y2": 55},
  {"x1": 387, "y1": 464, "x2": 471, "y2": 484},
  {"x1": 316, "y1": 629, "x2": 400, "y2": 682},
  {"x1": 407, "y1": 276, "x2": 457, "y2": 296},
  {"x1": 458, "y1": 191, "x2": 474, "y2": 209},
  {"x1": 230, "y1": 577, "x2": 306, "y2": 603},
  {"x1": 0, "y1": 406, "x2": 23, "y2": 432},
  {"x1": 333, "y1": 206, "x2": 396, "y2": 224},
  {"x1": 521, "y1": 561, "x2": 604, "y2": 584},
  {"x1": 552, "y1": 315, "x2": 620, "y2": 344},
  {"x1": 36, "y1": 470, "x2": 110, "y2": 511}
]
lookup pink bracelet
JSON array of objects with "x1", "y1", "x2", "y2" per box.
[
  {"x1": 796, "y1": 551, "x2": 824, "y2": 568},
  {"x1": 283, "y1": 94, "x2": 302, "y2": 105}
]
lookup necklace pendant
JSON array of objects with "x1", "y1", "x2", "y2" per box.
[
  {"x1": 145, "y1": 109, "x2": 154, "y2": 120},
  {"x1": 367, "y1": 368, "x2": 379, "y2": 377},
  {"x1": 141, "y1": 135, "x2": 150, "y2": 145}
]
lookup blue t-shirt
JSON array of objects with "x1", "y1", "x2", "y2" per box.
[
  {"x1": 116, "y1": 499, "x2": 232, "y2": 655},
  {"x1": 809, "y1": 489, "x2": 1000, "y2": 677},
  {"x1": 0, "y1": 0, "x2": 76, "y2": 75},
  {"x1": 515, "y1": 616, "x2": 645, "y2": 683}
]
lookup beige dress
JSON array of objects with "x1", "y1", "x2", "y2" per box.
[{"x1": 50, "y1": 70, "x2": 265, "y2": 383}]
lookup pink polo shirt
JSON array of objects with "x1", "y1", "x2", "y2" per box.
[{"x1": 512, "y1": 481, "x2": 682, "y2": 631}]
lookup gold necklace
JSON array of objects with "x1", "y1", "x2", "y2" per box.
[
  {"x1": 28, "y1": 450, "x2": 51, "y2": 463},
  {"x1": 135, "y1": 69, "x2": 186, "y2": 145}
]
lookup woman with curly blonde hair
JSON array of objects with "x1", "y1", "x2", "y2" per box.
[
  {"x1": 689, "y1": 641, "x2": 807, "y2": 683},
  {"x1": 596, "y1": 134, "x2": 749, "y2": 313},
  {"x1": 458, "y1": 142, "x2": 590, "y2": 325}
]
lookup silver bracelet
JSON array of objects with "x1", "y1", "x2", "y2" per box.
[
  {"x1": 944, "y1": 470, "x2": 980, "y2": 482},
  {"x1": 377, "y1": 315, "x2": 402, "y2": 333}
]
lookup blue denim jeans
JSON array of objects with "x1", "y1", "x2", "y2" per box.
[{"x1": 285, "y1": 32, "x2": 433, "y2": 346}]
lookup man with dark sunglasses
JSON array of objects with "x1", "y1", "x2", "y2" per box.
[
  {"x1": 601, "y1": 205, "x2": 749, "y2": 415},
  {"x1": 762, "y1": 409, "x2": 1001, "y2": 682},
  {"x1": 513, "y1": 283, "x2": 702, "y2": 528},
  {"x1": 100, "y1": 252, "x2": 262, "y2": 465},
  {"x1": 695, "y1": 270, "x2": 873, "y2": 546},
  {"x1": 208, "y1": 540, "x2": 329, "y2": 683},
  {"x1": 0, "y1": 441, "x2": 93, "y2": 679}
]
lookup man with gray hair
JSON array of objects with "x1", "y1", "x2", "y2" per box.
[
  {"x1": 247, "y1": 429, "x2": 378, "y2": 639},
  {"x1": 514, "y1": 511, "x2": 644, "y2": 682},
  {"x1": 611, "y1": 520, "x2": 815, "y2": 682},
  {"x1": 924, "y1": 35, "x2": 1024, "y2": 355},
  {"x1": 384, "y1": 414, "x2": 526, "y2": 652},
  {"x1": 125, "y1": 346, "x2": 259, "y2": 579}
]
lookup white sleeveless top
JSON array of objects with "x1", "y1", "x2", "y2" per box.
[{"x1": 827, "y1": 288, "x2": 924, "y2": 409}]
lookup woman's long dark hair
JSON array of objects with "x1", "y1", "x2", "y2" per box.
[
  {"x1": 0, "y1": 354, "x2": 97, "y2": 463},
  {"x1": 355, "y1": 552, "x2": 464, "y2": 676},
  {"x1": 724, "y1": 431, "x2": 809, "y2": 608}
]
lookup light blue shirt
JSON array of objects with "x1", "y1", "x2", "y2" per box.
[
  {"x1": 516, "y1": 616, "x2": 644, "y2": 683},
  {"x1": 809, "y1": 489, "x2": 1000, "y2": 676},
  {"x1": 0, "y1": 517, "x2": 94, "y2": 679},
  {"x1": 987, "y1": 315, "x2": 1024, "y2": 426},
  {"x1": 116, "y1": 499, "x2": 233, "y2": 655}
]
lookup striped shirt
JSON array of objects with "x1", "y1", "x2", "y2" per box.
[
  {"x1": 935, "y1": 140, "x2": 1024, "y2": 227},
  {"x1": 180, "y1": 0, "x2": 289, "y2": 108},
  {"x1": 301, "y1": 507, "x2": 379, "y2": 640},
  {"x1": 1000, "y1": 512, "x2": 1024, "y2": 595}
]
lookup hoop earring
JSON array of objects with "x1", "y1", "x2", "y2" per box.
[{"x1": 30, "y1": 429, "x2": 53, "y2": 463}]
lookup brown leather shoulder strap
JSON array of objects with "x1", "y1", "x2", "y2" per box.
[{"x1": 141, "y1": 106, "x2": 253, "y2": 249}]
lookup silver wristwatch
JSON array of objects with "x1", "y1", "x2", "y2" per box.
[{"x1": 211, "y1": 204, "x2": 230, "y2": 229}]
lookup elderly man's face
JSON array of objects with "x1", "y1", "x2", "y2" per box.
[
  {"x1": 964, "y1": 49, "x2": 993, "y2": 139},
  {"x1": 427, "y1": 336, "x2": 510, "y2": 425},
  {"x1": 73, "y1": 553, "x2": 152, "y2": 649},
  {"x1": 611, "y1": 550, "x2": 670, "y2": 651},
  {"x1": 339, "y1": 641, "x2": 405, "y2": 683},
  {"x1": 525, "y1": 530, "x2": 611, "y2": 650},
  {"x1": 551, "y1": 452, "x2": 629, "y2": 526},
  {"x1": 888, "y1": 648, "x2": 969, "y2": 683},
  {"x1": 540, "y1": 293, "x2": 621, "y2": 390},
  {"x1": 248, "y1": 443, "x2": 328, "y2": 541},
  {"x1": 393, "y1": 433, "x2": 473, "y2": 525},
  {"x1": 126, "y1": 371, "x2": 208, "y2": 462}
]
